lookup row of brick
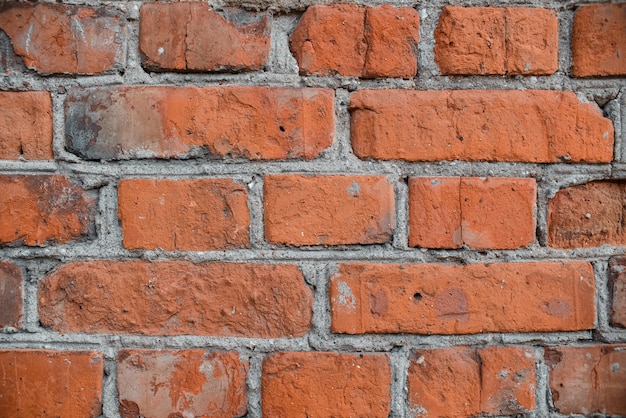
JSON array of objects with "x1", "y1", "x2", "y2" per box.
[
  {"x1": 2, "y1": 174, "x2": 625, "y2": 250},
  {"x1": 1, "y1": 87, "x2": 614, "y2": 162},
  {"x1": 0, "y1": 3, "x2": 624, "y2": 77},
  {"x1": 1, "y1": 346, "x2": 624, "y2": 417},
  {"x1": 3, "y1": 258, "x2": 626, "y2": 335}
]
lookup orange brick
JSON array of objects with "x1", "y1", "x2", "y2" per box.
[
  {"x1": 39, "y1": 261, "x2": 312, "y2": 338},
  {"x1": 264, "y1": 175, "x2": 394, "y2": 245},
  {"x1": 118, "y1": 178, "x2": 250, "y2": 251},
  {"x1": 350, "y1": 90, "x2": 613, "y2": 163},
  {"x1": 0, "y1": 261, "x2": 22, "y2": 329},
  {"x1": 330, "y1": 262, "x2": 595, "y2": 334},
  {"x1": 262, "y1": 352, "x2": 391, "y2": 417},
  {"x1": 0, "y1": 92, "x2": 52, "y2": 160}
]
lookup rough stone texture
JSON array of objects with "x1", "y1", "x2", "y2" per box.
[
  {"x1": 117, "y1": 350, "x2": 247, "y2": 418},
  {"x1": 118, "y1": 178, "x2": 250, "y2": 251},
  {"x1": 409, "y1": 177, "x2": 536, "y2": 249},
  {"x1": 140, "y1": 3, "x2": 269, "y2": 72},
  {"x1": 0, "y1": 3, "x2": 125, "y2": 75},
  {"x1": 264, "y1": 174, "x2": 395, "y2": 245},
  {"x1": 38, "y1": 261, "x2": 313, "y2": 338},
  {"x1": 290, "y1": 4, "x2": 419, "y2": 78},
  {"x1": 435, "y1": 6, "x2": 558, "y2": 75},
  {"x1": 350, "y1": 90, "x2": 613, "y2": 163},
  {"x1": 0, "y1": 175, "x2": 95, "y2": 246},
  {"x1": 609, "y1": 257, "x2": 626, "y2": 328},
  {"x1": 572, "y1": 4, "x2": 626, "y2": 77},
  {"x1": 548, "y1": 181, "x2": 626, "y2": 248},
  {"x1": 0, "y1": 261, "x2": 22, "y2": 329},
  {"x1": 0, "y1": 350, "x2": 103, "y2": 417},
  {"x1": 0, "y1": 91, "x2": 52, "y2": 160},
  {"x1": 65, "y1": 86, "x2": 334, "y2": 160},
  {"x1": 546, "y1": 345, "x2": 626, "y2": 415},
  {"x1": 408, "y1": 346, "x2": 535, "y2": 417},
  {"x1": 330, "y1": 262, "x2": 595, "y2": 334},
  {"x1": 262, "y1": 352, "x2": 391, "y2": 417}
]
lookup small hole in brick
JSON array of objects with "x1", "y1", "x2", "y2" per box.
[
  {"x1": 413, "y1": 292, "x2": 422, "y2": 301},
  {"x1": 79, "y1": 305, "x2": 83, "y2": 310},
  {"x1": 279, "y1": 125, "x2": 285, "y2": 132}
]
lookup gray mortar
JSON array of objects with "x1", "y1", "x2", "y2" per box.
[{"x1": 0, "y1": 0, "x2": 625, "y2": 417}]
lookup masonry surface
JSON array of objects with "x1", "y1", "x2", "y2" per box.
[{"x1": 0, "y1": 0, "x2": 625, "y2": 417}]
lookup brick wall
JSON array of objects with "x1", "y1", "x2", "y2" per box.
[{"x1": 0, "y1": 1, "x2": 625, "y2": 417}]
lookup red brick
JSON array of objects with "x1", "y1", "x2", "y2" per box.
[
  {"x1": 117, "y1": 350, "x2": 247, "y2": 418},
  {"x1": 609, "y1": 257, "x2": 626, "y2": 328},
  {"x1": 548, "y1": 181, "x2": 626, "y2": 248},
  {"x1": 435, "y1": 7, "x2": 557, "y2": 75},
  {"x1": 140, "y1": 3, "x2": 269, "y2": 72},
  {"x1": 546, "y1": 345, "x2": 626, "y2": 415},
  {"x1": 0, "y1": 261, "x2": 22, "y2": 329},
  {"x1": 38, "y1": 261, "x2": 312, "y2": 338},
  {"x1": 0, "y1": 3, "x2": 125, "y2": 75},
  {"x1": 350, "y1": 90, "x2": 613, "y2": 163},
  {"x1": 0, "y1": 350, "x2": 103, "y2": 417},
  {"x1": 118, "y1": 178, "x2": 250, "y2": 251},
  {"x1": 408, "y1": 346, "x2": 535, "y2": 417},
  {"x1": 0, "y1": 175, "x2": 95, "y2": 246},
  {"x1": 290, "y1": 5, "x2": 419, "y2": 78},
  {"x1": 330, "y1": 262, "x2": 595, "y2": 334},
  {"x1": 264, "y1": 175, "x2": 394, "y2": 245},
  {"x1": 409, "y1": 177, "x2": 536, "y2": 249},
  {"x1": 0, "y1": 92, "x2": 52, "y2": 160},
  {"x1": 572, "y1": 4, "x2": 626, "y2": 77},
  {"x1": 262, "y1": 352, "x2": 390, "y2": 417},
  {"x1": 65, "y1": 86, "x2": 334, "y2": 160}
]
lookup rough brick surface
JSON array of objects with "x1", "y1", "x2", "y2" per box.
[
  {"x1": 435, "y1": 6, "x2": 558, "y2": 75},
  {"x1": 0, "y1": 3, "x2": 125, "y2": 74},
  {"x1": 264, "y1": 175, "x2": 395, "y2": 245},
  {"x1": 0, "y1": 175, "x2": 95, "y2": 246},
  {"x1": 0, "y1": 91, "x2": 52, "y2": 160},
  {"x1": 0, "y1": 261, "x2": 22, "y2": 329},
  {"x1": 409, "y1": 346, "x2": 536, "y2": 417},
  {"x1": 290, "y1": 4, "x2": 419, "y2": 78},
  {"x1": 330, "y1": 262, "x2": 595, "y2": 334},
  {"x1": 0, "y1": 350, "x2": 103, "y2": 417},
  {"x1": 65, "y1": 86, "x2": 334, "y2": 160},
  {"x1": 140, "y1": 3, "x2": 269, "y2": 72},
  {"x1": 351, "y1": 90, "x2": 613, "y2": 163},
  {"x1": 546, "y1": 345, "x2": 626, "y2": 415},
  {"x1": 409, "y1": 177, "x2": 536, "y2": 249},
  {"x1": 262, "y1": 352, "x2": 391, "y2": 417},
  {"x1": 38, "y1": 261, "x2": 312, "y2": 338},
  {"x1": 118, "y1": 178, "x2": 250, "y2": 251},
  {"x1": 548, "y1": 181, "x2": 626, "y2": 248},
  {"x1": 117, "y1": 350, "x2": 247, "y2": 418},
  {"x1": 609, "y1": 257, "x2": 626, "y2": 328},
  {"x1": 572, "y1": 4, "x2": 626, "y2": 77}
]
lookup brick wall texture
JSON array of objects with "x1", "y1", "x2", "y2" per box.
[{"x1": 0, "y1": 1, "x2": 625, "y2": 417}]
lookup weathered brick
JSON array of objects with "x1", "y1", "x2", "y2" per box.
[
  {"x1": 350, "y1": 90, "x2": 613, "y2": 163},
  {"x1": 408, "y1": 346, "x2": 536, "y2": 417},
  {"x1": 548, "y1": 181, "x2": 626, "y2": 248},
  {"x1": 117, "y1": 350, "x2": 247, "y2": 418},
  {"x1": 65, "y1": 86, "x2": 334, "y2": 160},
  {"x1": 409, "y1": 177, "x2": 536, "y2": 249},
  {"x1": 262, "y1": 352, "x2": 391, "y2": 417},
  {"x1": 140, "y1": 3, "x2": 269, "y2": 72},
  {"x1": 546, "y1": 345, "x2": 626, "y2": 415},
  {"x1": 572, "y1": 4, "x2": 626, "y2": 77},
  {"x1": 330, "y1": 262, "x2": 595, "y2": 334},
  {"x1": 264, "y1": 175, "x2": 394, "y2": 245},
  {"x1": 0, "y1": 175, "x2": 95, "y2": 246},
  {"x1": 0, "y1": 261, "x2": 22, "y2": 329},
  {"x1": 0, "y1": 91, "x2": 52, "y2": 160},
  {"x1": 0, "y1": 350, "x2": 103, "y2": 417},
  {"x1": 290, "y1": 4, "x2": 419, "y2": 78},
  {"x1": 118, "y1": 178, "x2": 250, "y2": 251},
  {"x1": 609, "y1": 257, "x2": 626, "y2": 328},
  {"x1": 435, "y1": 6, "x2": 558, "y2": 75},
  {"x1": 0, "y1": 3, "x2": 125, "y2": 75},
  {"x1": 39, "y1": 261, "x2": 312, "y2": 338}
]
